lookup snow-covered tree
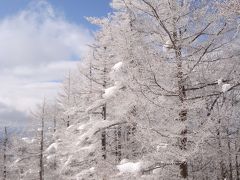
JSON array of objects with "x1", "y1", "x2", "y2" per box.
[
  {"x1": 11, "y1": 0, "x2": 240, "y2": 179},
  {"x1": 218, "y1": 0, "x2": 240, "y2": 16},
  {"x1": 105, "y1": 0, "x2": 240, "y2": 179},
  {"x1": 2, "y1": 127, "x2": 7, "y2": 180}
]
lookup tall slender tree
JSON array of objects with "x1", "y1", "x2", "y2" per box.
[{"x1": 3, "y1": 127, "x2": 7, "y2": 180}]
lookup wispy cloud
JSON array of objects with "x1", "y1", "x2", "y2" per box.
[
  {"x1": 0, "y1": 102, "x2": 29, "y2": 128},
  {"x1": 0, "y1": 0, "x2": 92, "y2": 122}
]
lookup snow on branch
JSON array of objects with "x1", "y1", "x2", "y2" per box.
[
  {"x1": 45, "y1": 142, "x2": 58, "y2": 154},
  {"x1": 86, "y1": 99, "x2": 106, "y2": 113},
  {"x1": 112, "y1": 61, "x2": 123, "y2": 72},
  {"x1": 117, "y1": 160, "x2": 143, "y2": 174},
  {"x1": 93, "y1": 121, "x2": 127, "y2": 135},
  {"x1": 217, "y1": 78, "x2": 232, "y2": 93},
  {"x1": 102, "y1": 82, "x2": 125, "y2": 99}
]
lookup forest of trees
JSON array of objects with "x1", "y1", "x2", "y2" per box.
[{"x1": 1, "y1": 0, "x2": 240, "y2": 179}]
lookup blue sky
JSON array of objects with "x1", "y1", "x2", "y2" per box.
[
  {"x1": 0, "y1": 0, "x2": 112, "y2": 30},
  {"x1": 0, "y1": 0, "x2": 113, "y2": 129}
]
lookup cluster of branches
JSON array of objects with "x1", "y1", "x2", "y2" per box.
[{"x1": 1, "y1": 0, "x2": 240, "y2": 180}]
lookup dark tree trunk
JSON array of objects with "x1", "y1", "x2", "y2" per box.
[
  {"x1": 67, "y1": 116, "x2": 70, "y2": 127},
  {"x1": 227, "y1": 128, "x2": 233, "y2": 180},
  {"x1": 101, "y1": 54, "x2": 107, "y2": 160},
  {"x1": 39, "y1": 103, "x2": 45, "y2": 180},
  {"x1": 171, "y1": 0, "x2": 188, "y2": 177},
  {"x1": 53, "y1": 113, "x2": 57, "y2": 133},
  {"x1": 101, "y1": 104, "x2": 107, "y2": 159},
  {"x1": 176, "y1": 38, "x2": 188, "y2": 179},
  {"x1": 217, "y1": 123, "x2": 225, "y2": 180},
  {"x1": 235, "y1": 133, "x2": 240, "y2": 180},
  {"x1": 117, "y1": 126, "x2": 122, "y2": 162},
  {"x1": 236, "y1": 152, "x2": 240, "y2": 180},
  {"x1": 3, "y1": 127, "x2": 7, "y2": 180}
]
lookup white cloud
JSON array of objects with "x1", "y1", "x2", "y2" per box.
[
  {"x1": 0, "y1": 102, "x2": 30, "y2": 128},
  {"x1": 0, "y1": 1, "x2": 92, "y2": 68},
  {"x1": 0, "y1": 1, "x2": 92, "y2": 116}
]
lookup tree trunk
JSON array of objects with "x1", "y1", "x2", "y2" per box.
[
  {"x1": 171, "y1": 0, "x2": 188, "y2": 177},
  {"x1": 39, "y1": 102, "x2": 45, "y2": 180},
  {"x1": 53, "y1": 115, "x2": 56, "y2": 133},
  {"x1": 101, "y1": 51, "x2": 107, "y2": 160},
  {"x1": 217, "y1": 119, "x2": 225, "y2": 180},
  {"x1": 3, "y1": 127, "x2": 7, "y2": 180},
  {"x1": 235, "y1": 131, "x2": 240, "y2": 180},
  {"x1": 227, "y1": 128, "x2": 233, "y2": 180},
  {"x1": 175, "y1": 26, "x2": 188, "y2": 180},
  {"x1": 67, "y1": 115, "x2": 70, "y2": 127},
  {"x1": 101, "y1": 104, "x2": 107, "y2": 160},
  {"x1": 116, "y1": 126, "x2": 122, "y2": 162},
  {"x1": 235, "y1": 154, "x2": 240, "y2": 180},
  {"x1": 66, "y1": 71, "x2": 71, "y2": 128},
  {"x1": 236, "y1": 150, "x2": 240, "y2": 180}
]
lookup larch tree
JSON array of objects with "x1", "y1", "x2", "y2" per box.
[
  {"x1": 12, "y1": 0, "x2": 240, "y2": 179},
  {"x1": 2, "y1": 127, "x2": 8, "y2": 180},
  {"x1": 108, "y1": 0, "x2": 240, "y2": 179}
]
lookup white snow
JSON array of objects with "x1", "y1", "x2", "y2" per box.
[
  {"x1": 86, "y1": 99, "x2": 105, "y2": 113},
  {"x1": 46, "y1": 142, "x2": 58, "y2": 154},
  {"x1": 76, "y1": 120, "x2": 116, "y2": 146},
  {"x1": 78, "y1": 124, "x2": 87, "y2": 130},
  {"x1": 120, "y1": 159, "x2": 130, "y2": 165},
  {"x1": 165, "y1": 40, "x2": 172, "y2": 46},
  {"x1": 162, "y1": 46, "x2": 170, "y2": 52},
  {"x1": 76, "y1": 167, "x2": 95, "y2": 180},
  {"x1": 102, "y1": 82, "x2": 123, "y2": 99},
  {"x1": 46, "y1": 155, "x2": 55, "y2": 163},
  {"x1": 22, "y1": 137, "x2": 36, "y2": 144},
  {"x1": 217, "y1": 78, "x2": 231, "y2": 93},
  {"x1": 102, "y1": 61, "x2": 125, "y2": 99},
  {"x1": 153, "y1": 168, "x2": 161, "y2": 174},
  {"x1": 57, "y1": 138, "x2": 62, "y2": 142},
  {"x1": 163, "y1": 40, "x2": 173, "y2": 52},
  {"x1": 89, "y1": 167, "x2": 95, "y2": 171},
  {"x1": 64, "y1": 155, "x2": 73, "y2": 167},
  {"x1": 103, "y1": 86, "x2": 119, "y2": 99},
  {"x1": 67, "y1": 124, "x2": 74, "y2": 130},
  {"x1": 163, "y1": 40, "x2": 172, "y2": 48},
  {"x1": 46, "y1": 155, "x2": 53, "y2": 160},
  {"x1": 110, "y1": 62, "x2": 125, "y2": 82},
  {"x1": 222, "y1": 84, "x2": 231, "y2": 93},
  {"x1": 157, "y1": 143, "x2": 168, "y2": 151},
  {"x1": 117, "y1": 161, "x2": 142, "y2": 174},
  {"x1": 114, "y1": 81, "x2": 122, "y2": 86},
  {"x1": 112, "y1": 62, "x2": 123, "y2": 72},
  {"x1": 80, "y1": 144, "x2": 95, "y2": 151},
  {"x1": 64, "y1": 107, "x2": 77, "y2": 116},
  {"x1": 14, "y1": 158, "x2": 21, "y2": 164},
  {"x1": 217, "y1": 78, "x2": 223, "y2": 85}
]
